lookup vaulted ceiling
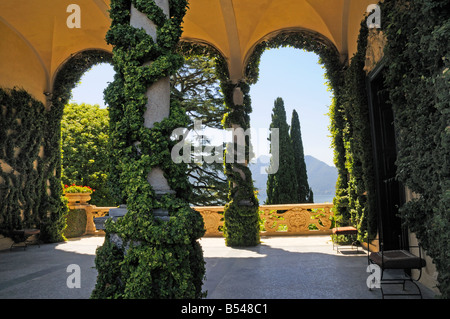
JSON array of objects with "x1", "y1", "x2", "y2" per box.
[{"x1": 0, "y1": 0, "x2": 374, "y2": 103}]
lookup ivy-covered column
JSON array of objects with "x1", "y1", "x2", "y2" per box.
[
  {"x1": 130, "y1": 1, "x2": 174, "y2": 219},
  {"x1": 91, "y1": 0, "x2": 205, "y2": 299},
  {"x1": 221, "y1": 80, "x2": 260, "y2": 247}
]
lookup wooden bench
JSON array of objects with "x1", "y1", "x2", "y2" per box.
[
  {"x1": 10, "y1": 229, "x2": 41, "y2": 250},
  {"x1": 332, "y1": 226, "x2": 359, "y2": 253}
]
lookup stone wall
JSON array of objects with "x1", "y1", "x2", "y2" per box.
[{"x1": 364, "y1": 29, "x2": 387, "y2": 74}]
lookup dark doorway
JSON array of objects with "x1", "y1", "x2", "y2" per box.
[{"x1": 367, "y1": 63, "x2": 406, "y2": 251}]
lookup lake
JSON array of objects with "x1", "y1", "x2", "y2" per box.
[{"x1": 313, "y1": 194, "x2": 335, "y2": 204}]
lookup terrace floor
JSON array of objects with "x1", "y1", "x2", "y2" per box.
[{"x1": 0, "y1": 235, "x2": 437, "y2": 299}]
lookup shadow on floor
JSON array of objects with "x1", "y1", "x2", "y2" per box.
[
  {"x1": 202, "y1": 240, "x2": 436, "y2": 299},
  {"x1": 0, "y1": 236, "x2": 438, "y2": 299}
]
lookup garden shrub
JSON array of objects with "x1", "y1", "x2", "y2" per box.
[{"x1": 63, "y1": 209, "x2": 87, "y2": 238}]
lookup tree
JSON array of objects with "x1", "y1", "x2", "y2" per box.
[
  {"x1": 290, "y1": 109, "x2": 313, "y2": 203},
  {"x1": 171, "y1": 55, "x2": 228, "y2": 206},
  {"x1": 172, "y1": 55, "x2": 225, "y2": 130},
  {"x1": 266, "y1": 97, "x2": 298, "y2": 204},
  {"x1": 61, "y1": 103, "x2": 117, "y2": 206}
]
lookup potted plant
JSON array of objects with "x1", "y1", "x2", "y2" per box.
[{"x1": 64, "y1": 184, "x2": 95, "y2": 205}]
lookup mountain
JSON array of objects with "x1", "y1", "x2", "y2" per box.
[{"x1": 249, "y1": 155, "x2": 337, "y2": 204}]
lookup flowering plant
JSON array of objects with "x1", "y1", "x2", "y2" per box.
[{"x1": 63, "y1": 184, "x2": 95, "y2": 193}]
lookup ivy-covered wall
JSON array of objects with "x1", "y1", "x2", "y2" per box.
[
  {"x1": 0, "y1": 87, "x2": 57, "y2": 240},
  {"x1": 330, "y1": 22, "x2": 378, "y2": 243},
  {"x1": 64, "y1": 209, "x2": 87, "y2": 238},
  {"x1": 331, "y1": 0, "x2": 449, "y2": 297},
  {"x1": 379, "y1": 0, "x2": 449, "y2": 298},
  {"x1": 0, "y1": 49, "x2": 112, "y2": 244}
]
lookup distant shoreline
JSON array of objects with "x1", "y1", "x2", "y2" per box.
[{"x1": 311, "y1": 194, "x2": 335, "y2": 204}]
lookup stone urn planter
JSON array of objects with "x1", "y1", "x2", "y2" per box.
[{"x1": 65, "y1": 193, "x2": 91, "y2": 205}]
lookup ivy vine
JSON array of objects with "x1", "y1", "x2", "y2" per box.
[
  {"x1": 0, "y1": 88, "x2": 48, "y2": 236},
  {"x1": 0, "y1": 49, "x2": 111, "y2": 243},
  {"x1": 220, "y1": 80, "x2": 261, "y2": 247},
  {"x1": 180, "y1": 29, "x2": 375, "y2": 247},
  {"x1": 332, "y1": 21, "x2": 378, "y2": 244},
  {"x1": 380, "y1": 0, "x2": 449, "y2": 298},
  {"x1": 91, "y1": 0, "x2": 206, "y2": 299}
]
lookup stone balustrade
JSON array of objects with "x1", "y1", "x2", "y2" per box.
[
  {"x1": 193, "y1": 203, "x2": 334, "y2": 237},
  {"x1": 86, "y1": 202, "x2": 334, "y2": 237}
]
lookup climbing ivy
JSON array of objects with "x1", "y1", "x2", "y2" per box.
[
  {"x1": 220, "y1": 79, "x2": 260, "y2": 247},
  {"x1": 331, "y1": 0, "x2": 449, "y2": 297},
  {"x1": 91, "y1": 0, "x2": 206, "y2": 299},
  {"x1": 333, "y1": 21, "x2": 378, "y2": 243},
  {"x1": 0, "y1": 50, "x2": 112, "y2": 243},
  {"x1": 239, "y1": 2, "x2": 449, "y2": 298},
  {"x1": 379, "y1": 0, "x2": 449, "y2": 298},
  {"x1": 0, "y1": 88, "x2": 48, "y2": 236}
]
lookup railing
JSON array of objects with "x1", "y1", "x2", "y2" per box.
[
  {"x1": 193, "y1": 203, "x2": 334, "y2": 237},
  {"x1": 81, "y1": 201, "x2": 334, "y2": 237},
  {"x1": 67, "y1": 198, "x2": 113, "y2": 235}
]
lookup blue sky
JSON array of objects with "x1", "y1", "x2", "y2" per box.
[{"x1": 70, "y1": 47, "x2": 335, "y2": 166}]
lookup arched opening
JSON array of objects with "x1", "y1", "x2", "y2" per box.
[
  {"x1": 176, "y1": 34, "x2": 343, "y2": 241},
  {"x1": 48, "y1": 49, "x2": 112, "y2": 239},
  {"x1": 177, "y1": 41, "x2": 337, "y2": 205},
  {"x1": 62, "y1": 62, "x2": 116, "y2": 208},
  {"x1": 248, "y1": 47, "x2": 337, "y2": 204},
  {"x1": 67, "y1": 53, "x2": 230, "y2": 207}
]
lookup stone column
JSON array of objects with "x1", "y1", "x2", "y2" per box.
[
  {"x1": 92, "y1": 0, "x2": 206, "y2": 299},
  {"x1": 230, "y1": 87, "x2": 247, "y2": 183},
  {"x1": 96, "y1": 2, "x2": 173, "y2": 228},
  {"x1": 228, "y1": 86, "x2": 256, "y2": 191},
  {"x1": 222, "y1": 81, "x2": 260, "y2": 246},
  {"x1": 130, "y1": 1, "x2": 173, "y2": 221}
]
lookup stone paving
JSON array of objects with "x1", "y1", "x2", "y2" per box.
[{"x1": 0, "y1": 235, "x2": 437, "y2": 299}]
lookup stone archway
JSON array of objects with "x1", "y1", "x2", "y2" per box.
[{"x1": 47, "y1": 49, "x2": 113, "y2": 238}]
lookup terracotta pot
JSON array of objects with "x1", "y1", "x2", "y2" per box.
[{"x1": 65, "y1": 192, "x2": 91, "y2": 205}]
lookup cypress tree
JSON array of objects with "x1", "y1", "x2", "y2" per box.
[
  {"x1": 266, "y1": 97, "x2": 298, "y2": 204},
  {"x1": 290, "y1": 109, "x2": 314, "y2": 203}
]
